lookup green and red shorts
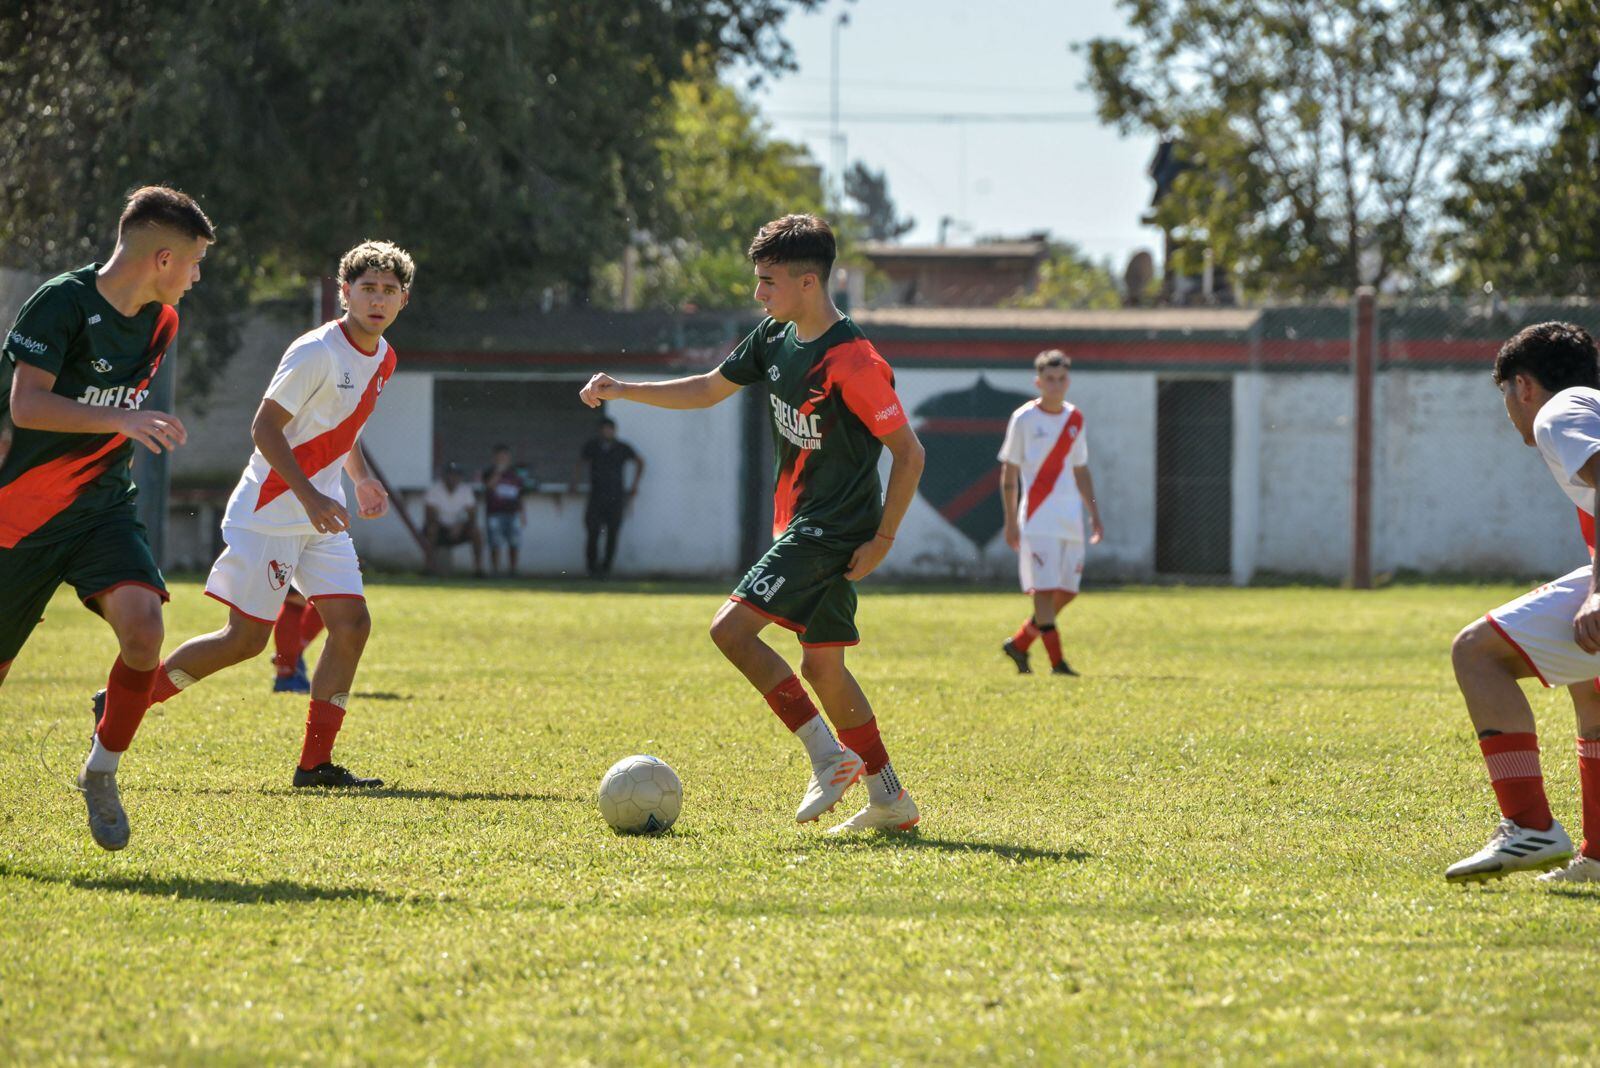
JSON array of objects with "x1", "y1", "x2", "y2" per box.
[{"x1": 730, "y1": 529, "x2": 863, "y2": 647}]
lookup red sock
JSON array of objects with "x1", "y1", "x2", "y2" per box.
[
  {"x1": 1579, "y1": 738, "x2": 1600, "y2": 860},
  {"x1": 96, "y1": 656, "x2": 158, "y2": 752},
  {"x1": 838, "y1": 716, "x2": 891, "y2": 774},
  {"x1": 764, "y1": 675, "x2": 820, "y2": 732},
  {"x1": 299, "y1": 605, "x2": 324, "y2": 651},
  {"x1": 1010, "y1": 618, "x2": 1039, "y2": 651},
  {"x1": 1479, "y1": 732, "x2": 1553, "y2": 830},
  {"x1": 150, "y1": 664, "x2": 182, "y2": 704},
  {"x1": 1039, "y1": 623, "x2": 1063, "y2": 667},
  {"x1": 299, "y1": 699, "x2": 346, "y2": 770},
  {"x1": 273, "y1": 599, "x2": 308, "y2": 674}
]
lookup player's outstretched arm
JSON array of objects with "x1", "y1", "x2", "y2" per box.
[
  {"x1": 846, "y1": 423, "x2": 926, "y2": 581},
  {"x1": 251, "y1": 398, "x2": 349, "y2": 533},
  {"x1": 579, "y1": 369, "x2": 742, "y2": 411},
  {"x1": 9, "y1": 362, "x2": 186, "y2": 452}
]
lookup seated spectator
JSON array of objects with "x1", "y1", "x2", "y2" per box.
[
  {"x1": 423, "y1": 461, "x2": 484, "y2": 576},
  {"x1": 481, "y1": 443, "x2": 530, "y2": 576}
]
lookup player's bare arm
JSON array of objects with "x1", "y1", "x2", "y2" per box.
[
  {"x1": 9, "y1": 361, "x2": 186, "y2": 453},
  {"x1": 251, "y1": 397, "x2": 349, "y2": 533},
  {"x1": 579, "y1": 369, "x2": 742, "y2": 410},
  {"x1": 1575, "y1": 453, "x2": 1600, "y2": 653},
  {"x1": 846, "y1": 423, "x2": 926, "y2": 581},
  {"x1": 343, "y1": 443, "x2": 388, "y2": 519},
  {"x1": 1073, "y1": 465, "x2": 1104, "y2": 544},
  {"x1": 1000, "y1": 461, "x2": 1022, "y2": 550}
]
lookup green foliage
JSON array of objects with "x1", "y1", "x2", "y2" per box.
[
  {"x1": 0, "y1": 1, "x2": 821, "y2": 393},
  {"x1": 1004, "y1": 242, "x2": 1122, "y2": 310},
  {"x1": 844, "y1": 162, "x2": 914, "y2": 242},
  {"x1": 598, "y1": 68, "x2": 826, "y2": 311},
  {"x1": 1083, "y1": 1, "x2": 1508, "y2": 297},
  {"x1": 8, "y1": 579, "x2": 1600, "y2": 1061}
]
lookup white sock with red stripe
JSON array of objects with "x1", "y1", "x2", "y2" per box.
[{"x1": 795, "y1": 715, "x2": 841, "y2": 766}]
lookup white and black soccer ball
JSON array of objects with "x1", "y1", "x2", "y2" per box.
[{"x1": 596, "y1": 755, "x2": 682, "y2": 834}]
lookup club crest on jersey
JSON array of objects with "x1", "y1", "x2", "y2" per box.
[
  {"x1": 768, "y1": 365, "x2": 781, "y2": 382},
  {"x1": 267, "y1": 559, "x2": 292, "y2": 591},
  {"x1": 91, "y1": 357, "x2": 113, "y2": 373},
  {"x1": 770, "y1": 394, "x2": 823, "y2": 451}
]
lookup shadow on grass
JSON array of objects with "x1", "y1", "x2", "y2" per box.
[
  {"x1": 142, "y1": 784, "x2": 580, "y2": 804},
  {"x1": 808, "y1": 835, "x2": 1088, "y2": 864},
  {"x1": 0, "y1": 862, "x2": 394, "y2": 904},
  {"x1": 351, "y1": 691, "x2": 409, "y2": 701}
]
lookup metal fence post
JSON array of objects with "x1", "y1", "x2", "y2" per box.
[{"x1": 1350, "y1": 288, "x2": 1377, "y2": 589}]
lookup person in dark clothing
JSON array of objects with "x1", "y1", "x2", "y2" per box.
[{"x1": 573, "y1": 417, "x2": 643, "y2": 578}]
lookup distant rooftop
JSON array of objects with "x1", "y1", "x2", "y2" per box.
[
  {"x1": 855, "y1": 241, "x2": 1050, "y2": 260},
  {"x1": 855, "y1": 306, "x2": 1261, "y2": 333}
]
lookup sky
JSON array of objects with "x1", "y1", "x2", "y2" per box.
[{"x1": 732, "y1": 0, "x2": 1159, "y2": 272}]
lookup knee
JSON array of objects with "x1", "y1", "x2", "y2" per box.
[
  {"x1": 708, "y1": 606, "x2": 748, "y2": 655},
  {"x1": 226, "y1": 621, "x2": 272, "y2": 659},
  {"x1": 800, "y1": 653, "x2": 841, "y2": 687},
  {"x1": 327, "y1": 606, "x2": 372, "y2": 646},
  {"x1": 117, "y1": 610, "x2": 165, "y2": 663},
  {"x1": 1452, "y1": 619, "x2": 1510, "y2": 673}
]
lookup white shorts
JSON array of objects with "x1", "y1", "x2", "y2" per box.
[
  {"x1": 1019, "y1": 536, "x2": 1085, "y2": 594},
  {"x1": 1486, "y1": 564, "x2": 1600, "y2": 687},
  {"x1": 205, "y1": 525, "x2": 364, "y2": 623}
]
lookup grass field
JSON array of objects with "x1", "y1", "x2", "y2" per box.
[{"x1": 3, "y1": 577, "x2": 1598, "y2": 1065}]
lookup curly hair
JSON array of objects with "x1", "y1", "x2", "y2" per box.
[
  {"x1": 1492, "y1": 321, "x2": 1600, "y2": 393},
  {"x1": 338, "y1": 240, "x2": 416, "y2": 302}
]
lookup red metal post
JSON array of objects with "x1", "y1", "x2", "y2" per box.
[{"x1": 1350, "y1": 287, "x2": 1376, "y2": 589}]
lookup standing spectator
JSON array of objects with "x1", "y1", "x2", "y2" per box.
[
  {"x1": 573, "y1": 417, "x2": 644, "y2": 578},
  {"x1": 481, "y1": 443, "x2": 529, "y2": 576},
  {"x1": 423, "y1": 461, "x2": 484, "y2": 576}
]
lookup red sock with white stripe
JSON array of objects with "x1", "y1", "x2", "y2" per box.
[
  {"x1": 837, "y1": 717, "x2": 902, "y2": 803},
  {"x1": 86, "y1": 657, "x2": 158, "y2": 771},
  {"x1": 299, "y1": 695, "x2": 347, "y2": 771},
  {"x1": 1479, "y1": 732, "x2": 1553, "y2": 830},
  {"x1": 1038, "y1": 622, "x2": 1064, "y2": 667},
  {"x1": 1579, "y1": 737, "x2": 1600, "y2": 860},
  {"x1": 273, "y1": 599, "x2": 308, "y2": 676},
  {"x1": 764, "y1": 676, "x2": 839, "y2": 764},
  {"x1": 1010, "y1": 618, "x2": 1039, "y2": 651}
]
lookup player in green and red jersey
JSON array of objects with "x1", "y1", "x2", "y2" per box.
[
  {"x1": 0, "y1": 186, "x2": 214, "y2": 851},
  {"x1": 581, "y1": 214, "x2": 928, "y2": 833}
]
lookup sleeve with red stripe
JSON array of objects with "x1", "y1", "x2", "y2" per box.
[{"x1": 838, "y1": 352, "x2": 908, "y2": 437}]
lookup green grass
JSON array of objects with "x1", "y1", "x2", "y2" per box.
[{"x1": 2, "y1": 578, "x2": 1596, "y2": 1065}]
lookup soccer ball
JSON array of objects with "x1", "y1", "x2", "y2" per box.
[{"x1": 597, "y1": 755, "x2": 682, "y2": 834}]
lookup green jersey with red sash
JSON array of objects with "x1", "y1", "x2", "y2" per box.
[
  {"x1": 719, "y1": 316, "x2": 908, "y2": 546},
  {"x1": 0, "y1": 265, "x2": 178, "y2": 548},
  {"x1": 720, "y1": 316, "x2": 907, "y2": 646}
]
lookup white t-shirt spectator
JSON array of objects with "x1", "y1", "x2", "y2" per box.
[{"x1": 425, "y1": 481, "x2": 477, "y2": 526}]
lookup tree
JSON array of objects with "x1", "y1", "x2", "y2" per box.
[
  {"x1": 1083, "y1": 1, "x2": 1507, "y2": 297},
  {"x1": 845, "y1": 163, "x2": 914, "y2": 242},
  {"x1": 1004, "y1": 243, "x2": 1122, "y2": 310},
  {"x1": 1442, "y1": 2, "x2": 1600, "y2": 295},
  {"x1": 0, "y1": 0, "x2": 823, "y2": 394},
  {"x1": 597, "y1": 65, "x2": 826, "y2": 310}
]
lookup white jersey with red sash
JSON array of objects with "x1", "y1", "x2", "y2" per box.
[
  {"x1": 998, "y1": 400, "x2": 1088, "y2": 541},
  {"x1": 222, "y1": 320, "x2": 395, "y2": 534}
]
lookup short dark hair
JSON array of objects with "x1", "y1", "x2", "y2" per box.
[
  {"x1": 492, "y1": 443, "x2": 510, "y2": 452},
  {"x1": 747, "y1": 213, "x2": 835, "y2": 282},
  {"x1": 119, "y1": 185, "x2": 215, "y2": 242},
  {"x1": 599, "y1": 417, "x2": 617, "y2": 429},
  {"x1": 1034, "y1": 349, "x2": 1071, "y2": 372},
  {"x1": 1493, "y1": 321, "x2": 1600, "y2": 392}
]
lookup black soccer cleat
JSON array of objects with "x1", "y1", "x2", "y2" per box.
[
  {"x1": 91, "y1": 688, "x2": 106, "y2": 741},
  {"x1": 292, "y1": 762, "x2": 384, "y2": 789},
  {"x1": 1001, "y1": 639, "x2": 1032, "y2": 674},
  {"x1": 1052, "y1": 660, "x2": 1080, "y2": 677}
]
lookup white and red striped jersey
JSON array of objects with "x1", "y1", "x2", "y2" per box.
[
  {"x1": 998, "y1": 399, "x2": 1089, "y2": 540},
  {"x1": 222, "y1": 320, "x2": 396, "y2": 534},
  {"x1": 1534, "y1": 386, "x2": 1600, "y2": 555}
]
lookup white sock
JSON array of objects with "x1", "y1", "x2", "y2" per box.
[
  {"x1": 866, "y1": 762, "x2": 903, "y2": 804},
  {"x1": 794, "y1": 714, "x2": 840, "y2": 765},
  {"x1": 85, "y1": 737, "x2": 121, "y2": 773}
]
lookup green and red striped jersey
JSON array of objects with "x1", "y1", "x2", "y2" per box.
[
  {"x1": 0, "y1": 265, "x2": 177, "y2": 548},
  {"x1": 720, "y1": 316, "x2": 908, "y2": 544}
]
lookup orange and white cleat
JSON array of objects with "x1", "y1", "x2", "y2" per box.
[
  {"x1": 797, "y1": 747, "x2": 863, "y2": 823},
  {"x1": 826, "y1": 789, "x2": 920, "y2": 835}
]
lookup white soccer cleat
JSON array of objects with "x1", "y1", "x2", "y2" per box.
[
  {"x1": 1444, "y1": 818, "x2": 1571, "y2": 883},
  {"x1": 796, "y1": 747, "x2": 863, "y2": 823},
  {"x1": 826, "y1": 789, "x2": 920, "y2": 835},
  {"x1": 1537, "y1": 854, "x2": 1600, "y2": 884}
]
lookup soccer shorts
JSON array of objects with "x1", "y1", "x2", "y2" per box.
[
  {"x1": 1019, "y1": 535, "x2": 1085, "y2": 594},
  {"x1": 1486, "y1": 564, "x2": 1600, "y2": 687},
  {"x1": 0, "y1": 507, "x2": 167, "y2": 665},
  {"x1": 730, "y1": 530, "x2": 860, "y2": 647},
  {"x1": 205, "y1": 524, "x2": 364, "y2": 624},
  {"x1": 485, "y1": 512, "x2": 521, "y2": 551}
]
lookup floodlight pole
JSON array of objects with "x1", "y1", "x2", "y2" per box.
[
  {"x1": 1350, "y1": 287, "x2": 1376, "y2": 589},
  {"x1": 831, "y1": 12, "x2": 850, "y2": 203}
]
